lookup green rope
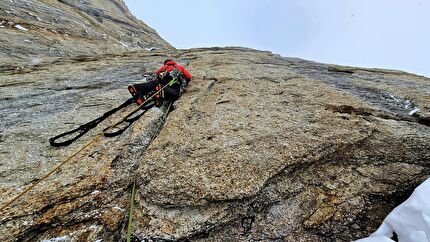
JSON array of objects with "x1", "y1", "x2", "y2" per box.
[
  {"x1": 125, "y1": 101, "x2": 172, "y2": 241},
  {"x1": 168, "y1": 77, "x2": 178, "y2": 86},
  {"x1": 126, "y1": 180, "x2": 136, "y2": 242}
]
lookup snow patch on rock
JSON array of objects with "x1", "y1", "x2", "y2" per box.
[
  {"x1": 14, "y1": 24, "x2": 28, "y2": 31},
  {"x1": 356, "y1": 178, "x2": 430, "y2": 242}
]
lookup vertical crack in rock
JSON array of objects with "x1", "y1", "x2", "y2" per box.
[
  {"x1": 1, "y1": 2, "x2": 430, "y2": 240},
  {"x1": 123, "y1": 50, "x2": 429, "y2": 241}
]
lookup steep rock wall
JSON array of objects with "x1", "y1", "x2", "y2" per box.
[
  {"x1": 0, "y1": 48, "x2": 429, "y2": 241},
  {"x1": 0, "y1": 0, "x2": 173, "y2": 67},
  {"x1": 0, "y1": 1, "x2": 430, "y2": 241}
]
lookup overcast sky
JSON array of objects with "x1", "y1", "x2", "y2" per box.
[{"x1": 124, "y1": 0, "x2": 429, "y2": 77}]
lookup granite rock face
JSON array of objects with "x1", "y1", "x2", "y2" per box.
[
  {"x1": 1, "y1": 2, "x2": 430, "y2": 242},
  {"x1": 0, "y1": 0, "x2": 173, "y2": 67},
  {"x1": 134, "y1": 49, "x2": 430, "y2": 242}
]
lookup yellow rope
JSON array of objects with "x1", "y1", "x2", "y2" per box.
[
  {"x1": 0, "y1": 80, "x2": 176, "y2": 213},
  {"x1": 0, "y1": 135, "x2": 102, "y2": 213},
  {"x1": 103, "y1": 79, "x2": 176, "y2": 135}
]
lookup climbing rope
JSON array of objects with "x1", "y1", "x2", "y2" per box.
[
  {"x1": 125, "y1": 101, "x2": 173, "y2": 241},
  {"x1": 0, "y1": 78, "x2": 178, "y2": 213},
  {"x1": 126, "y1": 180, "x2": 136, "y2": 242},
  {"x1": 0, "y1": 135, "x2": 103, "y2": 213}
]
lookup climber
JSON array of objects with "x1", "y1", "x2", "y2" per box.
[{"x1": 128, "y1": 59, "x2": 192, "y2": 106}]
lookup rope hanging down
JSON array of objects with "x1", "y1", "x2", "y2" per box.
[
  {"x1": 126, "y1": 101, "x2": 173, "y2": 241},
  {"x1": 0, "y1": 78, "x2": 178, "y2": 213},
  {"x1": 126, "y1": 180, "x2": 137, "y2": 242}
]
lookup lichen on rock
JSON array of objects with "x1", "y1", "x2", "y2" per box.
[{"x1": 0, "y1": 1, "x2": 430, "y2": 242}]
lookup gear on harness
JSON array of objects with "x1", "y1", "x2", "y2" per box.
[
  {"x1": 157, "y1": 70, "x2": 187, "y2": 105},
  {"x1": 129, "y1": 72, "x2": 182, "y2": 108}
]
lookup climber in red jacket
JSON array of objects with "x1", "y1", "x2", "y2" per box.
[
  {"x1": 128, "y1": 59, "x2": 192, "y2": 106},
  {"x1": 155, "y1": 59, "x2": 192, "y2": 80}
]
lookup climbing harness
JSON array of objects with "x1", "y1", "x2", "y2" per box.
[{"x1": 0, "y1": 78, "x2": 178, "y2": 213}]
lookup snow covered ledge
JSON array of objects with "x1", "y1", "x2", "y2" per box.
[{"x1": 355, "y1": 178, "x2": 430, "y2": 242}]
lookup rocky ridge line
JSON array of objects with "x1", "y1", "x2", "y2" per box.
[
  {"x1": 0, "y1": 1, "x2": 429, "y2": 241},
  {"x1": 0, "y1": 0, "x2": 173, "y2": 67}
]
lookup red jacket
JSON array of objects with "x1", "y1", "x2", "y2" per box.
[{"x1": 155, "y1": 60, "x2": 192, "y2": 81}]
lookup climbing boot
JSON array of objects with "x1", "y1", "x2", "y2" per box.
[
  {"x1": 128, "y1": 85, "x2": 143, "y2": 105},
  {"x1": 154, "y1": 84, "x2": 163, "y2": 107}
]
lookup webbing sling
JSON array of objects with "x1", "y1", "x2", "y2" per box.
[
  {"x1": 49, "y1": 98, "x2": 134, "y2": 147},
  {"x1": 0, "y1": 78, "x2": 178, "y2": 213}
]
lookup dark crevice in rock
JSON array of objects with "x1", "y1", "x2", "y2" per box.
[
  {"x1": 328, "y1": 66, "x2": 355, "y2": 74},
  {"x1": 287, "y1": 58, "x2": 427, "y2": 118},
  {"x1": 0, "y1": 81, "x2": 35, "y2": 88},
  {"x1": 325, "y1": 104, "x2": 430, "y2": 128},
  {"x1": 325, "y1": 104, "x2": 382, "y2": 117},
  {"x1": 272, "y1": 91, "x2": 284, "y2": 95},
  {"x1": 283, "y1": 76, "x2": 301, "y2": 81},
  {"x1": 206, "y1": 78, "x2": 218, "y2": 91},
  {"x1": 241, "y1": 216, "x2": 255, "y2": 234},
  {"x1": 417, "y1": 115, "x2": 430, "y2": 127},
  {"x1": 216, "y1": 100, "x2": 230, "y2": 105},
  {"x1": 71, "y1": 55, "x2": 101, "y2": 62}
]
